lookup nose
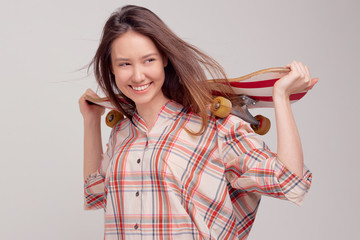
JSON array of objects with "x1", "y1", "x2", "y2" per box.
[{"x1": 132, "y1": 64, "x2": 145, "y2": 83}]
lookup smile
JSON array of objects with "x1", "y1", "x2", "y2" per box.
[{"x1": 131, "y1": 83, "x2": 151, "y2": 91}]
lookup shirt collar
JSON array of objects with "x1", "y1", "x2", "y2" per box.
[{"x1": 132, "y1": 100, "x2": 185, "y2": 133}]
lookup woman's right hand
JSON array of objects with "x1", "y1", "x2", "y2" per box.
[
  {"x1": 80, "y1": 89, "x2": 105, "y2": 181},
  {"x1": 79, "y1": 89, "x2": 105, "y2": 122}
]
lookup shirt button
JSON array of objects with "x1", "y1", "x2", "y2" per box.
[
  {"x1": 137, "y1": 158, "x2": 141, "y2": 164},
  {"x1": 135, "y1": 191, "x2": 140, "y2": 197},
  {"x1": 134, "y1": 224, "x2": 139, "y2": 230}
]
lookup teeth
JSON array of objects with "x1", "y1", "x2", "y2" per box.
[{"x1": 132, "y1": 83, "x2": 150, "y2": 91}]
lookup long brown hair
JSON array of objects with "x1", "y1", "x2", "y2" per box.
[{"x1": 90, "y1": 5, "x2": 234, "y2": 135}]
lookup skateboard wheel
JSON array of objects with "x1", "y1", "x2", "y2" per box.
[
  {"x1": 211, "y1": 97, "x2": 232, "y2": 118},
  {"x1": 105, "y1": 110, "x2": 123, "y2": 128},
  {"x1": 251, "y1": 115, "x2": 271, "y2": 135}
]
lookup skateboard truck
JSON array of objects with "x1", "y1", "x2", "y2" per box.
[
  {"x1": 211, "y1": 96, "x2": 271, "y2": 135},
  {"x1": 87, "y1": 95, "x2": 271, "y2": 134}
]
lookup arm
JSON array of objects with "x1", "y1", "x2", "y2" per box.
[
  {"x1": 273, "y1": 61, "x2": 318, "y2": 177},
  {"x1": 222, "y1": 115, "x2": 312, "y2": 205},
  {"x1": 79, "y1": 89, "x2": 105, "y2": 180},
  {"x1": 222, "y1": 61, "x2": 316, "y2": 205}
]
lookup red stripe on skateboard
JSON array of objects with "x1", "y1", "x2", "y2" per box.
[
  {"x1": 250, "y1": 92, "x2": 307, "y2": 102},
  {"x1": 229, "y1": 78, "x2": 279, "y2": 88}
]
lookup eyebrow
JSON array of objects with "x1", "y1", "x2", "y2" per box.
[{"x1": 114, "y1": 53, "x2": 159, "y2": 62}]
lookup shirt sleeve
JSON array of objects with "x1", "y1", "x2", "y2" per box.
[
  {"x1": 218, "y1": 115, "x2": 312, "y2": 206},
  {"x1": 83, "y1": 127, "x2": 116, "y2": 210}
]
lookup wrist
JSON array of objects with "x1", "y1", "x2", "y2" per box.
[
  {"x1": 84, "y1": 116, "x2": 102, "y2": 127},
  {"x1": 273, "y1": 86, "x2": 290, "y2": 103}
]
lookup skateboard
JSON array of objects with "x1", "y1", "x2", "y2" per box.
[
  {"x1": 85, "y1": 95, "x2": 125, "y2": 128},
  {"x1": 85, "y1": 67, "x2": 307, "y2": 135}
]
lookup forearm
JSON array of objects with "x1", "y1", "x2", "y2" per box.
[
  {"x1": 273, "y1": 92, "x2": 304, "y2": 177},
  {"x1": 270, "y1": 60, "x2": 318, "y2": 177},
  {"x1": 83, "y1": 118, "x2": 103, "y2": 180}
]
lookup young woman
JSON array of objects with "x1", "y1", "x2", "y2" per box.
[{"x1": 79, "y1": 5, "x2": 318, "y2": 240}]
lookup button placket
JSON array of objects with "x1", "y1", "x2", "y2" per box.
[{"x1": 136, "y1": 154, "x2": 143, "y2": 233}]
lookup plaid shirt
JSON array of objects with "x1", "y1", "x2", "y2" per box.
[{"x1": 84, "y1": 100, "x2": 312, "y2": 239}]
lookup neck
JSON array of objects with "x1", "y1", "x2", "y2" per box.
[{"x1": 136, "y1": 98, "x2": 170, "y2": 131}]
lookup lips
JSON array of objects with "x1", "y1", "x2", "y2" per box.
[{"x1": 131, "y1": 83, "x2": 151, "y2": 91}]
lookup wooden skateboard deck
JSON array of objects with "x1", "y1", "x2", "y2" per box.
[
  {"x1": 85, "y1": 95, "x2": 118, "y2": 110},
  {"x1": 85, "y1": 67, "x2": 306, "y2": 134},
  {"x1": 86, "y1": 67, "x2": 306, "y2": 109},
  {"x1": 210, "y1": 67, "x2": 307, "y2": 108}
]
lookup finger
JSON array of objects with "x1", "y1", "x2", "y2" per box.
[
  {"x1": 304, "y1": 65, "x2": 312, "y2": 87},
  {"x1": 297, "y1": 62, "x2": 307, "y2": 75},
  {"x1": 291, "y1": 61, "x2": 302, "y2": 75},
  {"x1": 85, "y1": 89, "x2": 101, "y2": 99},
  {"x1": 297, "y1": 62, "x2": 310, "y2": 84},
  {"x1": 286, "y1": 60, "x2": 297, "y2": 69},
  {"x1": 85, "y1": 88, "x2": 96, "y2": 96},
  {"x1": 297, "y1": 62, "x2": 309, "y2": 77},
  {"x1": 80, "y1": 89, "x2": 96, "y2": 106},
  {"x1": 296, "y1": 62, "x2": 312, "y2": 86},
  {"x1": 304, "y1": 65, "x2": 310, "y2": 76}
]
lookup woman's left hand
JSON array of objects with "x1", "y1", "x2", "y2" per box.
[
  {"x1": 272, "y1": 61, "x2": 318, "y2": 177},
  {"x1": 273, "y1": 60, "x2": 318, "y2": 99}
]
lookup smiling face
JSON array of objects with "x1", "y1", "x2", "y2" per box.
[{"x1": 111, "y1": 31, "x2": 169, "y2": 113}]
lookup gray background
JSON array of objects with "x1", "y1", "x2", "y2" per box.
[{"x1": 1, "y1": 0, "x2": 359, "y2": 239}]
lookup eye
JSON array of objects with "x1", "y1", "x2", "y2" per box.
[
  {"x1": 145, "y1": 58, "x2": 155, "y2": 63},
  {"x1": 118, "y1": 62, "x2": 130, "y2": 67}
]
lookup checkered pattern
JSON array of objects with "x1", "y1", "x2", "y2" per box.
[{"x1": 84, "y1": 100, "x2": 312, "y2": 239}]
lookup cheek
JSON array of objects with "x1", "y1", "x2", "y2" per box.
[
  {"x1": 152, "y1": 65, "x2": 166, "y2": 79},
  {"x1": 114, "y1": 71, "x2": 130, "y2": 89}
]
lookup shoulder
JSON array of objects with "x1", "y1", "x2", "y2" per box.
[
  {"x1": 110, "y1": 117, "x2": 132, "y2": 135},
  {"x1": 213, "y1": 114, "x2": 254, "y2": 138},
  {"x1": 181, "y1": 109, "x2": 253, "y2": 135}
]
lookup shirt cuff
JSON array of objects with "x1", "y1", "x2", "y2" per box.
[
  {"x1": 274, "y1": 159, "x2": 312, "y2": 206},
  {"x1": 84, "y1": 171, "x2": 106, "y2": 210}
]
